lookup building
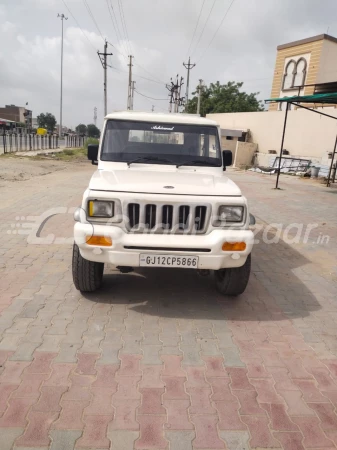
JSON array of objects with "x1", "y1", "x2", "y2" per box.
[
  {"x1": 269, "y1": 34, "x2": 337, "y2": 110},
  {"x1": 207, "y1": 33, "x2": 337, "y2": 169},
  {"x1": 0, "y1": 105, "x2": 26, "y2": 123}
]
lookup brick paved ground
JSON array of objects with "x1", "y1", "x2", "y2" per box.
[{"x1": 0, "y1": 164, "x2": 337, "y2": 450}]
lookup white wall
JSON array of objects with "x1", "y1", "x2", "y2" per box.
[
  {"x1": 317, "y1": 40, "x2": 337, "y2": 84},
  {"x1": 208, "y1": 109, "x2": 337, "y2": 165}
]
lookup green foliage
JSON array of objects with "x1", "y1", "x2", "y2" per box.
[
  {"x1": 185, "y1": 81, "x2": 264, "y2": 117},
  {"x1": 37, "y1": 112, "x2": 57, "y2": 132},
  {"x1": 76, "y1": 124, "x2": 87, "y2": 135},
  {"x1": 87, "y1": 123, "x2": 100, "y2": 138},
  {"x1": 84, "y1": 137, "x2": 99, "y2": 150}
]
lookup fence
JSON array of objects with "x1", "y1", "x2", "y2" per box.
[
  {"x1": 65, "y1": 135, "x2": 85, "y2": 148},
  {"x1": 0, "y1": 133, "x2": 85, "y2": 154}
]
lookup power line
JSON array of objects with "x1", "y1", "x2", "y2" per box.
[
  {"x1": 197, "y1": 0, "x2": 236, "y2": 63},
  {"x1": 133, "y1": 59, "x2": 166, "y2": 84},
  {"x1": 61, "y1": 0, "x2": 97, "y2": 51},
  {"x1": 82, "y1": 0, "x2": 104, "y2": 41},
  {"x1": 117, "y1": 0, "x2": 132, "y2": 55},
  {"x1": 191, "y1": 0, "x2": 217, "y2": 58},
  {"x1": 107, "y1": 0, "x2": 129, "y2": 58},
  {"x1": 134, "y1": 89, "x2": 168, "y2": 101},
  {"x1": 109, "y1": 65, "x2": 165, "y2": 85},
  {"x1": 185, "y1": 0, "x2": 206, "y2": 60}
]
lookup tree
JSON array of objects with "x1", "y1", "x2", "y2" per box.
[
  {"x1": 185, "y1": 81, "x2": 264, "y2": 117},
  {"x1": 76, "y1": 124, "x2": 87, "y2": 135},
  {"x1": 37, "y1": 112, "x2": 57, "y2": 132},
  {"x1": 87, "y1": 124, "x2": 100, "y2": 138}
]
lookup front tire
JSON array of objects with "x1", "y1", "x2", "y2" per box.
[
  {"x1": 214, "y1": 254, "x2": 251, "y2": 296},
  {"x1": 72, "y1": 243, "x2": 104, "y2": 292}
]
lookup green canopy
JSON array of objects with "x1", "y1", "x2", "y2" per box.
[{"x1": 265, "y1": 91, "x2": 337, "y2": 104}]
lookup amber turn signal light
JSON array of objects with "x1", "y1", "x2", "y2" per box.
[
  {"x1": 222, "y1": 242, "x2": 246, "y2": 251},
  {"x1": 86, "y1": 235, "x2": 112, "y2": 246}
]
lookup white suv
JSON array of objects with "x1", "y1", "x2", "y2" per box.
[{"x1": 73, "y1": 111, "x2": 254, "y2": 296}]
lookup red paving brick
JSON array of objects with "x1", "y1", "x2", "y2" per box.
[
  {"x1": 164, "y1": 399, "x2": 193, "y2": 430},
  {"x1": 191, "y1": 415, "x2": 225, "y2": 449},
  {"x1": 161, "y1": 355, "x2": 186, "y2": 377},
  {"x1": 162, "y1": 376, "x2": 189, "y2": 399},
  {"x1": 77, "y1": 414, "x2": 113, "y2": 448},
  {"x1": 15, "y1": 410, "x2": 58, "y2": 447},
  {"x1": 110, "y1": 398, "x2": 140, "y2": 430},
  {"x1": 292, "y1": 416, "x2": 335, "y2": 448},
  {"x1": 0, "y1": 384, "x2": 18, "y2": 414},
  {"x1": 202, "y1": 356, "x2": 228, "y2": 378},
  {"x1": 188, "y1": 387, "x2": 216, "y2": 415},
  {"x1": 140, "y1": 365, "x2": 164, "y2": 388},
  {"x1": 52, "y1": 399, "x2": 89, "y2": 430},
  {"x1": 33, "y1": 385, "x2": 67, "y2": 412},
  {"x1": 2, "y1": 170, "x2": 337, "y2": 450},
  {"x1": 0, "y1": 361, "x2": 30, "y2": 384},
  {"x1": 84, "y1": 386, "x2": 116, "y2": 415},
  {"x1": 75, "y1": 352, "x2": 99, "y2": 375},
  {"x1": 0, "y1": 397, "x2": 35, "y2": 427},
  {"x1": 274, "y1": 431, "x2": 305, "y2": 450},
  {"x1": 136, "y1": 415, "x2": 168, "y2": 449},
  {"x1": 138, "y1": 388, "x2": 165, "y2": 415},
  {"x1": 214, "y1": 400, "x2": 246, "y2": 430},
  {"x1": 25, "y1": 352, "x2": 57, "y2": 374},
  {"x1": 241, "y1": 415, "x2": 280, "y2": 448},
  {"x1": 118, "y1": 354, "x2": 142, "y2": 377}
]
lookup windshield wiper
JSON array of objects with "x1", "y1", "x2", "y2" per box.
[
  {"x1": 176, "y1": 159, "x2": 220, "y2": 168},
  {"x1": 127, "y1": 156, "x2": 173, "y2": 167}
]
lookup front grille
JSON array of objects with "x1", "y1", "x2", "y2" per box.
[
  {"x1": 178, "y1": 206, "x2": 190, "y2": 230},
  {"x1": 162, "y1": 205, "x2": 173, "y2": 230},
  {"x1": 125, "y1": 202, "x2": 210, "y2": 234},
  {"x1": 195, "y1": 206, "x2": 207, "y2": 231},
  {"x1": 145, "y1": 204, "x2": 157, "y2": 229},
  {"x1": 128, "y1": 203, "x2": 140, "y2": 228}
]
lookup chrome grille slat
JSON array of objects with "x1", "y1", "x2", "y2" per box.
[{"x1": 126, "y1": 202, "x2": 209, "y2": 234}]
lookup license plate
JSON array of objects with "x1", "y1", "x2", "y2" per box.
[{"x1": 140, "y1": 254, "x2": 198, "y2": 268}]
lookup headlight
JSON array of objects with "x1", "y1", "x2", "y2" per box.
[
  {"x1": 88, "y1": 200, "x2": 114, "y2": 218},
  {"x1": 218, "y1": 206, "x2": 244, "y2": 223}
]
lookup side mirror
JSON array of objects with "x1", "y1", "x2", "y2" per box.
[
  {"x1": 88, "y1": 144, "x2": 99, "y2": 165},
  {"x1": 222, "y1": 150, "x2": 233, "y2": 170}
]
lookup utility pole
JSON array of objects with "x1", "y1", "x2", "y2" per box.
[
  {"x1": 197, "y1": 79, "x2": 203, "y2": 115},
  {"x1": 127, "y1": 55, "x2": 134, "y2": 110},
  {"x1": 166, "y1": 76, "x2": 184, "y2": 113},
  {"x1": 130, "y1": 81, "x2": 136, "y2": 110},
  {"x1": 57, "y1": 13, "x2": 68, "y2": 138},
  {"x1": 98, "y1": 41, "x2": 113, "y2": 116},
  {"x1": 94, "y1": 107, "x2": 97, "y2": 126},
  {"x1": 183, "y1": 57, "x2": 196, "y2": 108},
  {"x1": 152, "y1": 105, "x2": 155, "y2": 112}
]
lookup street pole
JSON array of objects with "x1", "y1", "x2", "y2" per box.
[
  {"x1": 127, "y1": 55, "x2": 134, "y2": 110},
  {"x1": 183, "y1": 57, "x2": 195, "y2": 109},
  {"x1": 57, "y1": 13, "x2": 68, "y2": 138},
  {"x1": 98, "y1": 41, "x2": 113, "y2": 117},
  {"x1": 152, "y1": 105, "x2": 155, "y2": 112},
  {"x1": 130, "y1": 81, "x2": 136, "y2": 110},
  {"x1": 197, "y1": 79, "x2": 203, "y2": 115},
  {"x1": 94, "y1": 107, "x2": 97, "y2": 126}
]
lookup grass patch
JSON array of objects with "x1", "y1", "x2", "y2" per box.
[{"x1": 0, "y1": 147, "x2": 87, "y2": 161}]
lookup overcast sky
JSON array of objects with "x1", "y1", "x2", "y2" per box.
[{"x1": 1, "y1": 0, "x2": 337, "y2": 129}]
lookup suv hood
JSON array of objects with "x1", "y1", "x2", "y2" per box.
[{"x1": 89, "y1": 168, "x2": 241, "y2": 196}]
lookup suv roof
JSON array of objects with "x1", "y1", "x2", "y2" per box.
[{"x1": 105, "y1": 111, "x2": 219, "y2": 127}]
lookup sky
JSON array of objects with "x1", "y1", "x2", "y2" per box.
[{"x1": 1, "y1": 0, "x2": 337, "y2": 129}]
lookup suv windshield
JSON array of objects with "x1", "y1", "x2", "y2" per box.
[{"x1": 101, "y1": 120, "x2": 222, "y2": 167}]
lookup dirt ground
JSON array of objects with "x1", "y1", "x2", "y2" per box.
[{"x1": 0, "y1": 152, "x2": 87, "y2": 183}]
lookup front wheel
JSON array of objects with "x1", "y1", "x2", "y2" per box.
[
  {"x1": 214, "y1": 254, "x2": 251, "y2": 296},
  {"x1": 72, "y1": 244, "x2": 104, "y2": 292}
]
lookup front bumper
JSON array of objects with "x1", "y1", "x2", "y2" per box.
[{"x1": 74, "y1": 223, "x2": 254, "y2": 270}]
